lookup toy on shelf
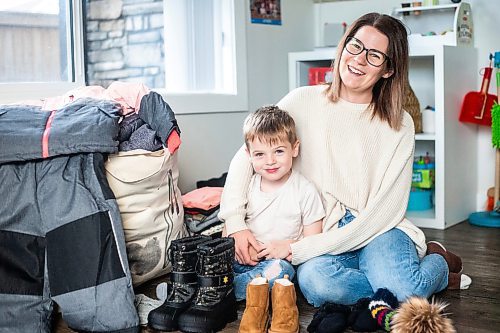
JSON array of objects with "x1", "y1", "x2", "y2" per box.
[
  {"x1": 408, "y1": 153, "x2": 435, "y2": 211},
  {"x1": 469, "y1": 51, "x2": 500, "y2": 228},
  {"x1": 412, "y1": 153, "x2": 435, "y2": 189},
  {"x1": 308, "y1": 67, "x2": 332, "y2": 86},
  {"x1": 393, "y1": 2, "x2": 473, "y2": 47}
]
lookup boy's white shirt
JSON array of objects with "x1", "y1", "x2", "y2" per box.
[{"x1": 246, "y1": 170, "x2": 325, "y2": 244}]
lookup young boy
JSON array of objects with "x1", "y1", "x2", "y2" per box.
[{"x1": 222, "y1": 105, "x2": 324, "y2": 300}]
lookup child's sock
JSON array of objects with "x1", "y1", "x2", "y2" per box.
[{"x1": 368, "y1": 288, "x2": 399, "y2": 332}]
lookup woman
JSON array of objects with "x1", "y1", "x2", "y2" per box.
[{"x1": 219, "y1": 12, "x2": 466, "y2": 306}]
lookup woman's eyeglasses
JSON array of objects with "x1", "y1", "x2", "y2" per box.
[{"x1": 344, "y1": 37, "x2": 389, "y2": 67}]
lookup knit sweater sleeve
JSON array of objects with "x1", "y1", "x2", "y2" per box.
[
  {"x1": 290, "y1": 119, "x2": 416, "y2": 265},
  {"x1": 218, "y1": 145, "x2": 254, "y2": 235}
]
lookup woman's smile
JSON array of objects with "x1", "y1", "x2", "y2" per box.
[{"x1": 347, "y1": 65, "x2": 365, "y2": 76}]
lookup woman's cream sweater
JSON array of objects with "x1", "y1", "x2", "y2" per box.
[{"x1": 219, "y1": 85, "x2": 427, "y2": 265}]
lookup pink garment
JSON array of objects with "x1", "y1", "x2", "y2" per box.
[
  {"x1": 41, "y1": 85, "x2": 108, "y2": 110},
  {"x1": 10, "y1": 82, "x2": 150, "y2": 116},
  {"x1": 38, "y1": 83, "x2": 150, "y2": 115},
  {"x1": 167, "y1": 130, "x2": 181, "y2": 155},
  {"x1": 104, "y1": 82, "x2": 150, "y2": 115},
  {"x1": 181, "y1": 187, "x2": 224, "y2": 211},
  {"x1": 10, "y1": 86, "x2": 106, "y2": 109}
]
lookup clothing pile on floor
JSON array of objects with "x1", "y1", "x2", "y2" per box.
[
  {"x1": 182, "y1": 173, "x2": 228, "y2": 237},
  {"x1": 0, "y1": 82, "x2": 185, "y2": 332}
]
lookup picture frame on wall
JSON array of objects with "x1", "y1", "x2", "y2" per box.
[{"x1": 250, "y1": 0, "x2": 281, "y2": 25}]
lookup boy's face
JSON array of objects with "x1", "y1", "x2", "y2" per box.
[{"x1": 246, "y1": 137, "x2": 299, "y2": 185}]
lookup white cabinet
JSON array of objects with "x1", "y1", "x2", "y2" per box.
[
  {"x1": 288, "y1": 44, "x2": 477, "y2": 229},
  {"x1": 392, "y1": 2, "x2": 474, "y2": 47}
]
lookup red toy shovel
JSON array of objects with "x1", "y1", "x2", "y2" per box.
[{"x1": 459, "y1": 66, "x2": 497, "y2": 127}]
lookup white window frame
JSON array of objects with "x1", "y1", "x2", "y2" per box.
[
  {"x1": 0, "y1": 0, "x2": 85, "y2": 104},
  {"x1": 155, "y1": 0, "x2": 248, "y2": 114}
]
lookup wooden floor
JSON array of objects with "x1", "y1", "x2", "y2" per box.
[{"x1": 54, "y1": 221, "x2": 500, "y2": 333}]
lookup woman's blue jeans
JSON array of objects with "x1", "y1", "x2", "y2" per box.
[
  {"x1": 233, "y1": 259, "x2": 295, "y2": 301},
  {"x1": 297, "y1": 227, "x2": 449, "y2": 306}
]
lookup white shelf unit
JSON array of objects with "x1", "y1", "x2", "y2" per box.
[
  {"x1": 392, "y1": 2, "x2": 474, "y2": 47},
  {"x1": 288, "y1": 44, "x2": 477, "y2": 229}
]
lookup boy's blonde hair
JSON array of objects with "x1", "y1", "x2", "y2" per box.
[{"x1": 243, "y1": 105, "x2": 297, "y2": 149}]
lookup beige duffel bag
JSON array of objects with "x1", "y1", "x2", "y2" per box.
[{"x1": 105, "y1": 148, "x2": 187, "y2": 286}]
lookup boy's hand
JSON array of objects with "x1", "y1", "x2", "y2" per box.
[
  {"x1": 258, "y1": 240, "x2": 294, "y2": 261},
  {"x1": 229, "y1": 229, "x2": 262, "y2": 266},
  {"x1": 248, "y1": 245, "x2": 261, "y2": 262}
]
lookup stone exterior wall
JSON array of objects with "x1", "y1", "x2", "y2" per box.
[{"x1": 85, "y1": 0, "x2": 164, "y2": 88}]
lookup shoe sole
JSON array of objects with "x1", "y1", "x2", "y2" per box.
[
  {"x1": 148, "y1": 322, "x2": 178, "y2": 332},
  {"x1": 178, "y1": 309, "x2": 237, "y2": 333},
  {"x1": 148, "y1": 302, "x2": 192, "y2": 332}
]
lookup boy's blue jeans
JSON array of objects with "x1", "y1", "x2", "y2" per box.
[
  {"x1": 233, "y1": 259, "x2": 295, "y2": 301},
  {"x1": 297, "y1": 226, "x2": 448, "y2": 306},
  {"x1": 232, "y1": 210, "x2": 357, "y2": 301}
]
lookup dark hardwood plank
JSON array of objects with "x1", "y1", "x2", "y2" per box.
[{"x1": 53, "y1": 221, "x2": 500, "y2": 333}]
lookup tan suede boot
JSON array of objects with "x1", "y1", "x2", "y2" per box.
[
  {"x1": 239, "y1": 276, "x2": 270, "y2": 333},
  {"x1": 268, "y1": 275, "x2": 299, "y2": 333}
]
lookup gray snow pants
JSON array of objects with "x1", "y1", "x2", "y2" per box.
[{"x1": 0, "y1": 153, "x2": 139, "y2": 333}]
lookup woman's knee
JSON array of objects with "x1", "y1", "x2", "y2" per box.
[
  {"x1": 367, "y1": 264, "x2": 447, "y2": 302},
  {"x1": 362, "y1": 230, "x2": 447, "y2": 301},
  {"x1": 297, "y1": 256, "x2": 353, "y2": 306},
  {"x1": 296, "y1": 259, "x2": 319, "y2": 290}
]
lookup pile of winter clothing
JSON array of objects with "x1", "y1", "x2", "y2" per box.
[
  {"x1": 0, "y1": 97, "x2": 139, "y2": 332},
  {"x1": 0, "y1": 82, "x2": 186, "y2": 331}
]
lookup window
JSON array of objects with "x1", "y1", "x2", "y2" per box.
[
  {"x1": 159, "y1": 0, "x2": 248, "y2": 113},
  {"x1": 0, "y1": 0, "x2": 84, "y2": 104}
]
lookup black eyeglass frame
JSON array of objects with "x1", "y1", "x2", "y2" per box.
[{"x1": 344, "y1": 36, "x2": 390, "y2": 68}]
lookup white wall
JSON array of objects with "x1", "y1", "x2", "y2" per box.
[
  {"x1": 313, "y1": 0, "x2": 500, "y2": 211},
  {"x1": 176, "y1": 112, "x2": 247, "y2": 192},
  {"x1": 245, "y1": 0, "x2": 315, "y2": 112},
  {"x1": 313, "y1": 0, "x2": 397, "y2": 47},
  {"x1": 176, "y1": 0, "x2": 314, "y2": 192},
  {"x1": 471, "y1": 1, "x2": 499, "y2": 211}
]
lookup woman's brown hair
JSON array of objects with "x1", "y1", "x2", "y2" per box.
[{"x1": 326, "y1": 13, "x2": 409, "y2": 131}]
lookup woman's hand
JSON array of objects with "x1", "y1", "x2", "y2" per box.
[
  {"x1": 230, "y1": 229, "x2": 262, "y2": 266},
  {"x1": 258, "y1": 240, "x2": 294, "y2": 261}
]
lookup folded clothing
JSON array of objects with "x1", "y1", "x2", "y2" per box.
[
  {"x1": 184, "y1": 208, "x2": 221, "y2": 233},
  {"x1": 182, "y1": 187, "x2": 224, "y2": 212}
]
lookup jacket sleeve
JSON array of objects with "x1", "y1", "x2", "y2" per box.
[
  {"x1": 218, "y1": 145, "x2": 254, "y2": 235},
  {"x1": 290, "y1": 127, "x2": 416, "y2": 265}
]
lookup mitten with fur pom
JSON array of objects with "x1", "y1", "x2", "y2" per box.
[{"x1": 392, "y1": 296, "x2": 456, "y2": 333}]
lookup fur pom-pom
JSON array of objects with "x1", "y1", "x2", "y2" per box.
[{"x1": 391, "y1": 296, "x2": 456, "y2": 333}]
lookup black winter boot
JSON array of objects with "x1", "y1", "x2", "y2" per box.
[
  {"x1": 148, "y1": 235, "x2": 211, "y2": 331},
  {"x1": 177, "y1": 237, "x2": 237, "y2": 333}
]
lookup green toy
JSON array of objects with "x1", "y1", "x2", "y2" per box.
[
  {"x1": 469, "y1": 51, "x2": 500, "y2": 227},
  {"x1": 492, "y1": 97, "x2": 500, "y2": 212},
  {"x1": 493, "y1": 99, "x2": 500, "y2": 148}
]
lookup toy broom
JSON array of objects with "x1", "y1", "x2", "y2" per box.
[{"x1": 469, "y1": 51, "x2": 500, "y2": 227}]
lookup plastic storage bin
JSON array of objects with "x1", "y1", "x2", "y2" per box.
[{"x1": 408, "y1": 188, "x2": 433, "y2": 211}]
